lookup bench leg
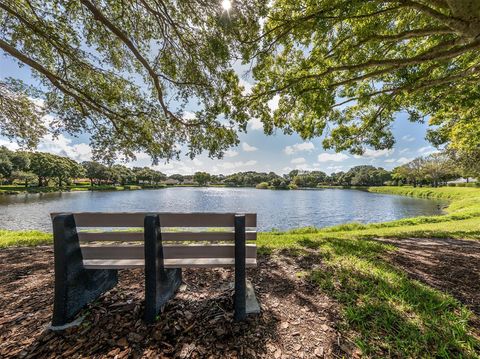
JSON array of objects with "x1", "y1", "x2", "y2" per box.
[
  {"x1": 144, "y1": 267, "x2": 182, "y2": 324},
  {"x1": 144, "y1": 215, "x2": 182, "y2": 324},
  {"x1": 51, "y1": 214, "x2": 118, "y2": 329},
  {"x1": 234, "y1": 214, "x2": 247, "y2": 321}
]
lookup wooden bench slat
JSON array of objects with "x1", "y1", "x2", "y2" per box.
[
  {"x1": 51, "y1": 212, "x2": 257, "y2": 227},
  {"x1": 78, "y1": 232, "x2": 143, "y2": 242},
  {"x1": 78, "y1": 231, "x2": 257, "y2": 242},
  {"x1": 81, "y1": 244, "x2": 257, "y2": 260},
  {"x1": 83, "y1": 258, "x2": 257, "y2": 269}
]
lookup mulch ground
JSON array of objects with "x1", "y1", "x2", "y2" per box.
[
  {"x1": 378, "y1": 237, "x2": 480, "y2": 319},
  {"x1": 0, "y1": 247, "x2": 352, "y2": 359}
]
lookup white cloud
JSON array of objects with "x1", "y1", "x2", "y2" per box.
[
  {"x1": 384, "y1": 159, "x2": 396, "y2": 163},
  {"x1": 417, "y1": 146, "x2": 437, "y2": 155},
  {"x1": 396, "y1": 157, "x2": 415, "y2": 165},
  {"x1": 296, "y1": 162, "x2": 326, "y2": 171},
  {"x1": 182, "y1": 111, "x2": 196, "y2": 120},
  {"x1": 326, "y1": 165, "x2": 345, "y2": 172},
  {"x1": 317, "y1": 153, "x2": 349, "y2": 162},
  {"x1": 224, "y1": 150, "x2": 239, "y2": 158},
  {"x1": 0, "y1": 139, "x2": 20, "y2": 151},
  {"x1": 268, "y1": 95, "x2": 280, "y2": 112},
  {"x1": 284, "y1": 142, "x2": 315, "y2": 155},
  {"x1": 192, "y1": 158, "x2": 203, "y2": 166},
  {"x1": 216, "y1": 160, "x2": 258, "y2": 170},
  {"x1": 354, "y1": 148, "x2": 394, "y2": 159},
  {"x1": 291, "y1": 157, "x2": 306, "y2": 164},
  {"x1": 242, "y1": 142, "x2": 258, "y2": 152},
  {"x1": 37, "y1": 134, "x2": 92, "y2": 162},
  {"x1": 248, "y1": 118, "x2": 263, "y2": 131},
  {"x1": 133, "y1": 152, "x2": 151, "y2": 161},
  {"x1": 239, "y1": 78, "x2": 253, "y2": 95},
  {"x1": 399, "y1": 148, "x2": 410, "y2": 154},
  {"x1": 402, "y1": 135, "x2": 415, "y2": 142}
]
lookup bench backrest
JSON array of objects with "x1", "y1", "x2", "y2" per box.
[{"x1": 51, "y1": 212, "x2": 257, "y2": 268}]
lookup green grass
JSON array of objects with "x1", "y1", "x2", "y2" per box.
[
  {"x1": 257, "y1": 187, "x2": 480, "y2": 357},
  {"x1": 258, "y1": 232, "x2": 480, "y2": 356},
  {"x1": 124, "y1": 185, "x2": 142, "y2": 190},
  {"x1": 1, "y1": 186, "x2": 480, "y2": 356},
  {"x1": 0, "y1": 229, "x2": 52, "y2": 248}
]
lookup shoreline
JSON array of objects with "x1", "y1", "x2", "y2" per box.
[
  {"x1": 2, "y1": 186, "x2": 479, "y2": 248},
  {"x1": 1, "y1": 183, "x2": 478, "y2": 196}
]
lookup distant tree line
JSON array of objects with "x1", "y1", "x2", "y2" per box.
[
  {"x1": 390, "y1": 152, "x2": 477, "y2": 187},
  {"x1": 0, "y1": 147, "x2": 167, "y2": 188},
  {"x1": 1, "y1": 146, "x2": 478, "y2": 189}
]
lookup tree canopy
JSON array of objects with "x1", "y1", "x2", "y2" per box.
[
  {"x1": 0, "y1": 0, "x2": 264, "y2": 162},
  {"x1": 244, "y1": 0, "x2": 480, "y2": 154},
  {"x1": 1, "y1": 1, "x2": 479, "y2": 160}
]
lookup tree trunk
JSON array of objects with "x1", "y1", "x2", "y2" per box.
[{"x1": 446, "y1": 0, "x2": 480, "y2": 39}]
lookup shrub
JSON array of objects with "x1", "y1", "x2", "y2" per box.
[
  {"x1": 141, "y1": 184, "x2": 166, "y2": 189},
  {"x1": 73, "y1": 181, "x2": 91, "y2": 186},
  {"x1": 255, "y1": 182, "x2": 269, "y2": 189}
]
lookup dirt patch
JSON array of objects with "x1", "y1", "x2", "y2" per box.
[
  {"x1": 0, "y1": 247, "x2": 350, "y2": 358},
  {"x1": 378, "y1": 237, "x2": 480, "y2": 319}
]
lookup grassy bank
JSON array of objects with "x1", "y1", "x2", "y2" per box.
[
  {"x1": 1, "y1": 186, "x2": 480, "y2": 356},
  {"x1": 258, "y1": 187, "x2": 480, "y2": 356},
  {"x1": 0, "y1": 184, "x2": 165, "y2": 195},
  {"x1": 0, "y1": 230, "x2": 51, "y2": 248}
]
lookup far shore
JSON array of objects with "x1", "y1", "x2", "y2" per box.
[{"x1": 2, "y1": 182, "x2": 477, "y2": 196}]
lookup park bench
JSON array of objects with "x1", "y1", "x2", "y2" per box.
[{"x1": 50, "y1": 212, "x2": 259, "y2": 329}]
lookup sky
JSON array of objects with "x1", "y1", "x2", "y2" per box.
[{"x1": 0, "y1": 54, "x2": 438, "y2": 176}]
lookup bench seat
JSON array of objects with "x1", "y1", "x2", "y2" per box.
[{"x1": 83, "y1": 258, "x2": 257, "y2": 269}]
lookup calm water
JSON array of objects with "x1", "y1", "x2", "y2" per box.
[{"x1": 0, "y1": 187, "x2": 446, "y2": 231}]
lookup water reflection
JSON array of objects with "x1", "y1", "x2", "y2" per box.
[{"x1": 0, "y1": 187, "x2": 446, "y2": 231}]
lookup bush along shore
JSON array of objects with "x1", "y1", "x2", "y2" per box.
[
  {"x1": 0, "y1": 184, "x2": 164, "y2": 195},
  {"x1": 1, "y1": 186, "x2": 479, "y2": 357}
]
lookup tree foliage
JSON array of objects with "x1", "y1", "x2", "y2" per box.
[
  {"x1": 447, "y1": 149, "x2": 480, "y2": 180},
  {"x1": 2, "y1": 1, "x2": 479, "y2": 160},
  {"x1": 193, "y1": 171, "x2": 211, "y2": 186},
  {"x1": 0, "y1": 80, "x2": 46, "y2": 147},
  {"x1": 292, "y1": 171, "x2": 328, "y2": 187},
  {"x1": 392, "y1": 153, "x2": 458, "y2": 186},
  {"x1": 0, "y1": 0, "x2": 265, "y2": 161},
  {"x1": 30, "y1": 152, "x2": 84, "y2": 186},
  {"x1": 244, "y1": 0, "x2": 480, "y2": 154}
]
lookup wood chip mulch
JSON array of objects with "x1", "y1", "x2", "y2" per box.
[
  {"x1": 378, "y1": 237, "x2": 480, "y2": 317},
  {"x1": 0, "y1": 247, "x2": 352, "y2": 358}
]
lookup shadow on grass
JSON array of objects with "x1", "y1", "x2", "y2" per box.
[{"x1": 281, "y1": 237, "x2": 480, "y2": 358}]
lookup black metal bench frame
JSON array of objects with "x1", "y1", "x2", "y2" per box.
[{"x1": 51, "y1": 213, "x2": 252, "y2": 328}]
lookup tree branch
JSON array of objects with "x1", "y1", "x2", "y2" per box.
[{"x1": 79, "y1": 0, "x2": 196, "y2": 127}]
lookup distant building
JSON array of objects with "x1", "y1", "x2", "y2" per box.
[
  {"x1": 182, "y1": 178, "x2": 196, "y2": 185},
  {"x1": 447, "y1": 177, "x2": 477, "y2": 184},
  {"x1": 163, "y1": 178, "x2": 179, "y2": 185}
]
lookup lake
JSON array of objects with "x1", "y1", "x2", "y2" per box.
[{"x1": 0, "y1": 187, "x2": 447, "y2": 231}]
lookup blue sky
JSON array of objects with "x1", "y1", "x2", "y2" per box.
[{"x1": 0, "y1": 55, "x2": 437, "y2": 175}]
